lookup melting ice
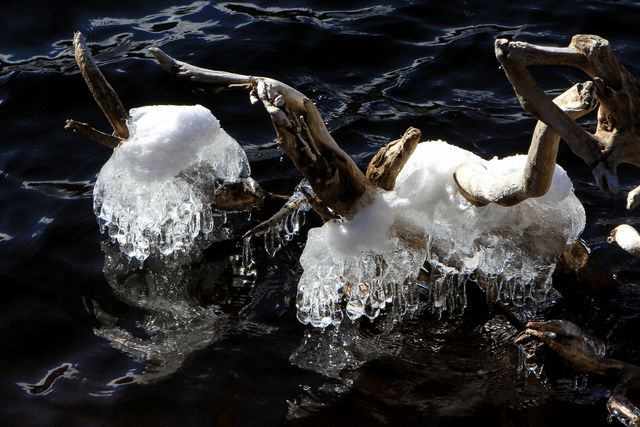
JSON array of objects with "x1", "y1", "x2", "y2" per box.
[
  {"x1": 297, "y1": 140, "x2": 585, "y2": 328},
  {"x1": 93, "y1": 105, "x2": 250, "y2": 261}
]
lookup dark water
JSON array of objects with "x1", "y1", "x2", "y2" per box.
[{"x1": 2, "y1": 1, "x2": 640, "y2": 425}]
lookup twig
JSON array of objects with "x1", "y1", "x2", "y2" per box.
[{"x1": 64, "y1": 119, "x2": 122, "y2": 149}]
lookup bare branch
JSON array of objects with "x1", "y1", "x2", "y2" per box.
[
  {"x1": 495, "y1": 39, "x2": 604, "y2": 172},
  {"x1": 73, "y1": 32, "x2": 129, "y2": 139},
  {"x1": 151, "y1": 48, "x2": 369, "y2": 218},
  {"x1": 64, "y1": 119, "x2": 122, "y2": 148},
  {"x1": 243, "y1": 195, "x2": 306, "y2": 238}
]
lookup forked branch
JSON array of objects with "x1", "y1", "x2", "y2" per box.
[
  {"x1": 151, "y1": 47, "x2": 369, "y2": 218},
  {"x1": 72, "y1": 32, "x2": 130, "y2": 140},
  {"x1": 490, "y1": 35, "x2": 640, "y2": 199}
]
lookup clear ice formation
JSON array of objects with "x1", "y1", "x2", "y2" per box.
[
  {"x1": 297, "y1": 140, "x2": 586, "y2": 328},
  {"x1": 93, "y1": 105, "x2": 251, "y2": 261}
]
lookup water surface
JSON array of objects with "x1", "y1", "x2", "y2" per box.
[{"x1": 2, "y1": 1, "x2": 640, "y2": 425}]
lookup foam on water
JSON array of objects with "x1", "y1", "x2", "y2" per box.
[
  {"x1": 93, "y1": 105, "x2": 250, "y2": 261},
  {"x1": 296, "y1": 140, "x2": 586, "y2": 327}
]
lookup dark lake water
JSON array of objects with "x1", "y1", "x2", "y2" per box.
[{"x1": 2, "y1": 1, "x2": 640, "y2": 425}]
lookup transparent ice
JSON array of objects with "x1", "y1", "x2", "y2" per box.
[
  {"x1": 93, "y1": 105, "x2": 251, "y2": 261},
  {"x1": 296, "y1": 140, "x2": 585, "y2": 327}
]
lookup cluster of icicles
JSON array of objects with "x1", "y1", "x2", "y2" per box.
[{"x1": 93, "y1": 106, "x2": 585, "y2": 328}]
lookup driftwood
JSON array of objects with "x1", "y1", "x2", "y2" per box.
[
  {"x1": 456, "y1": 35, "x2": 640, "y2": 207},
  {"x1": 366, "y1": 127, "x2": 422, "y2": 191},
  {"x1": 66, "y1": 32, "x2": 268, "y2": 213},
  {"x1": 516, "y1": 320, "x2": 640, "y2": 425},
  {"x1": 150, "y1": 49, "x2": 426, "y2": 219},
  {"x1": 454, "y1": 81, "x2": 597, "y2": 206},
  {"x1": 151, "y1": 47, "x2": 369, "y2": 219},
  {"x1": 554, "y1": 238, "x2": 618, "y2": 293},
  {"x1": 64, "y1": 119, "x2": 121, "y2": 149},
  {"x1": 67, "y1": 31, "x2": 640, "y2": 424},
  {"x1": 72, "y1": 32, "x2": 129, "y2": 140}
]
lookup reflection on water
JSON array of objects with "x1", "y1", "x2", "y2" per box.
[{"x1": 92, "y1": 239, "x2": 240, "y2": 383}]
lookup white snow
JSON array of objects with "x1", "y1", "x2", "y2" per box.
[
  {"x1": 93, "y1": 105, "x2": 250, "y2": 261},
  {"x1": 296, "y1": 140, "x2": 586, "y2": 328}
]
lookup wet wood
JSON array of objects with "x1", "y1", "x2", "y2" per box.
[
  {"x1": 515, "y1": 320, "x2": 640, "y2": 424},
  {"x1": 211, "y1": 178, "x2": 267, "y2": 212},
  {"x1": 554, "y1": 239, "x2": 618, "y2": 293},
  {"x1": 72, "y1": 32, "x2": 130, "y2": 139}
]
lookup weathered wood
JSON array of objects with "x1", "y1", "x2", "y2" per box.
[
  {"x1": 150, "y1": 47, "x2": 369, "y2": 218},
  {"x1": 366, "y1": 127, "x2": 422, "y2": 191},
  {"x1": 554, "y1": 239, "x2": 618, "y2": 292},
  {"x1": 516, "y1": 320, "x2": 640, "y2": 424},
  {"x1": 73, "y1": 32, "x2": 129, "y2": 139},
  {"x1": 243, "y1": 195, "x2": 306, "y2": 238},
  {"x1": 64, "y1": 119, "x2": 122, "y2": 149},
  {"x1": 492, "y1": 35, "x2": 640, "y2": 199},
  {"x1": 454, "y1": 81, "x2": 597, "y2": 206}
]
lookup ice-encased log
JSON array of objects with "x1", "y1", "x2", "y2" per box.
[
  {"x1": 296, "y1": 140, "x2": 585, "y2": 328},
  {"x1": 93, "y1": 105, "x2": 250, "y2": 261},
  {"x1": 297, "y1": 192, "x2": 425, "y2": 328}
]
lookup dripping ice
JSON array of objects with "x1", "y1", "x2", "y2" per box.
[
  {"x1": 93, "y1": 105, "x2": 251, "y2": 261},
  {"x1": 296, "y1": 140, "x2": 586, "y2": 328}
]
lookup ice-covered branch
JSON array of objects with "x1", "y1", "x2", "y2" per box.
[
  {"x1": 454, "y1": 81, "x2": 597, "y2": 206},
  {"x1": 150, "y1": 48, "x2": 369, "y2": 218}
]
